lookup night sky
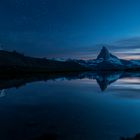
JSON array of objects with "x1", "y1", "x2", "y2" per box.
[{"x1": 1, "y1": 0, "x2": 140, "y2": 59}]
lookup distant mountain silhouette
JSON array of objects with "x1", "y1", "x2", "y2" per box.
[
  {"x1": 96, "y1": 47, "x2": 124, "y2": 70},
  {"x1": 0, "y1": 50, "x2": 87, "y2": 73},
  {"x1": 76, "y1": 46, "x2": 140, "y2": 70},
  {"x1": 97, "y1": 46, "x2": 111, "y2": 60},
  {"x1": 0, "y1": 47, "x2": 140, "y2": 73}
]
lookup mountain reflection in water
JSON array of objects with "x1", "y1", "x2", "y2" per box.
[
  {"x1": 0, "y1": 71, "x2": 140, "y2": 140},
  {"x1": 0, "y1": 71, "x2": 140, "y2": 92}
]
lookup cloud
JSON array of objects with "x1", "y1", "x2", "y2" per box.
[
  {"x1": 104, "y1": 37, "x2": 140, "y2": 59},
  {"x1": 115, "y1": 37, "x2": 140, "y2": 47},
  {"x1": 75, "y1": 37, "x2": 140, "y2": 60}
]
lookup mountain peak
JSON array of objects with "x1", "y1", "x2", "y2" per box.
[{"x1": 97, "y1": 46, "x2": 110, "y2": 60}]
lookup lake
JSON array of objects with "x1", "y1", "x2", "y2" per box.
[{"x1": 0, "y1": 71, "x2": 140, "y2": 140}]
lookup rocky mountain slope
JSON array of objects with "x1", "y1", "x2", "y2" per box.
[
  {"x1": 76, "y1": 46, "x2": 140, "y2": 70},
  {"x1": 0, "y1": 50, "x2": 87, "y2": 73}
]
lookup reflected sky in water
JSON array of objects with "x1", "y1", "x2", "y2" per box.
[{"x1": 0, "y1": 73, "x2": 140, "y2": 140}]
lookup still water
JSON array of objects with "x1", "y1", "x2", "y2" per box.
[{"x1": 0, "y1": 72, "x2": 140, "y2": 140}]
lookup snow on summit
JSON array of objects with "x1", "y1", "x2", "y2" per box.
[{"x1": 96, "y1": 46, "x2": 123, "y2": 65}]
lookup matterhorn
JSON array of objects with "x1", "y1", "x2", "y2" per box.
[{"x1": 77, "y1": 46, "x2": 125, "y2": 70}]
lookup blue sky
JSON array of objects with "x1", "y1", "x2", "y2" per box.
[{"x1": 0, "y1": 0, "x2": 140, "y2": 59}]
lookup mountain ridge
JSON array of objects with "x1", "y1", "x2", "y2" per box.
[
  {"x1": 76, "y1": 46, "x2": 140, "y2": 70},
  {"x1": 0, "y1": 47, "x2": 140, "y2": 73}
]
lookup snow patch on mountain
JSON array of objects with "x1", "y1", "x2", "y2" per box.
[
  {"x1": 96, "y1": 46, "x2": 123, "y2": 65},
  {"x1": 74, "y1": 46, "x2": 140, "y2": 70}
]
